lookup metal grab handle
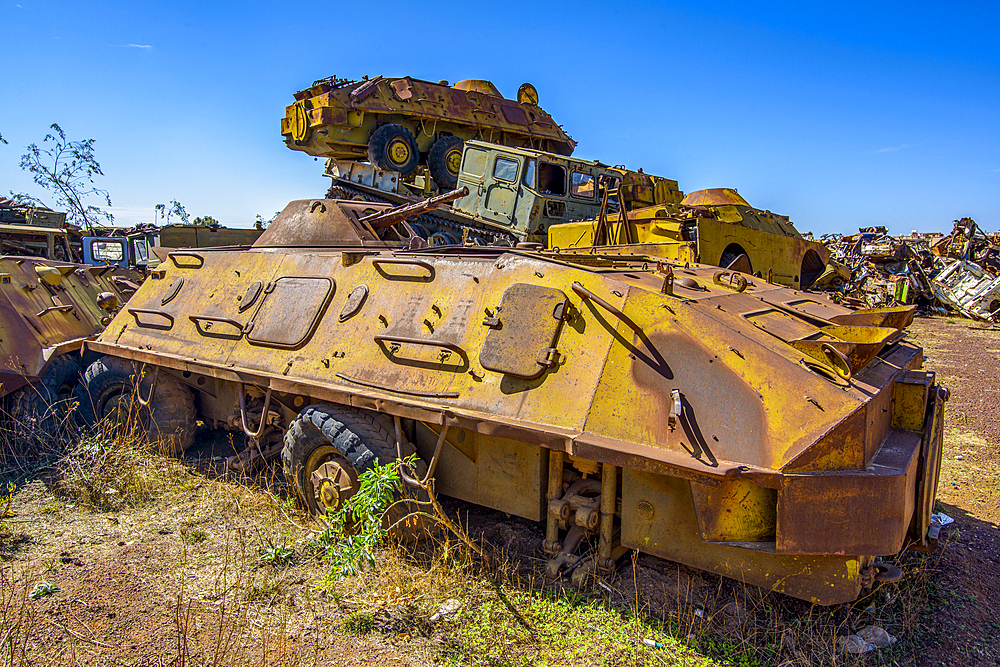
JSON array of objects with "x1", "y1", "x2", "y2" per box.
[
  {"x1": 821, "y1": 343, "x2": 853, "y2": 381},
  {"x1": 394, "y1": 415, "x2": 449, "y2": 488},
  {"x1": 188, "y1": 314, "x2": 245, "y2": 334},
  {"x1": 169, "y1": 252, "x2": 205, "y2": 269},
  {"x1": 237, "y1": 383, "x2": 273, "y2": 438},
  {"x1": 571, "y1": 282, "x2": 642, "y2": 335},
  {"x1": 374, "y1": 334, "x2": 466, "y2": 357},
  {"x1": 335, "y1": 372, "x2": 459, "y2": 399},
  {"x1": 35, "y1": 305, "x2": 75, "y2": 317},
  {"x1": 136, "y1": 366, "x2": 159, "y2": 407},
  {"x1": 128, "y1": 308, "x2": 175, "y2": 328},
  {"x1": 372, "y1": 258, "x2": 435, "y2": 280}
]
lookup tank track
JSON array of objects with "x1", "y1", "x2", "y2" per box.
[{"x1": 325, "y1": 179, "x2": 518, "y2": 247}]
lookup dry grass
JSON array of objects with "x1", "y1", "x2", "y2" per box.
[{"x1": 0, "y1": 395, "x2": 958, "y2": 667}]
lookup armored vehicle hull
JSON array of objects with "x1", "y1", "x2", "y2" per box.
[
  {"x1": 282, "y1": 76, "x2": 575, "y2": 190},
  {"x1": 81, "y1": 197, "x2": 945, "y2": 605},
  {"x1": 0, "y1": 255, "x2": 129, "y2": 431},
  {"x1": 549, "y1": 188, "x2": 833, "y2": 289}
]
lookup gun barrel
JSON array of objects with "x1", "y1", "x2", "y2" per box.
[{"x1": 361, "y1": 187, "x2": 469, "y2": 230}]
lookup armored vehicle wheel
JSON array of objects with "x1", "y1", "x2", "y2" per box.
[
  {"x1": 368, "y1": 124, "x2": 419, "y2": 176},
  {"x1": 282, "y1": 403, "x2": 429, "y2": 535},
  {"x1": 9, "y1": 354, "x2": 81, "y2": 437},
  {"x1": 427, "y1": 136, "x2": 464, "y2": 190},
  {"x1": 75, "y1": 357, "x2": 196, "y2": 456}
]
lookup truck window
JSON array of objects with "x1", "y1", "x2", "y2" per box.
[
  {"x1": 538, "y1": 163, "x2": 566, "y2": 196},
  {"x1": 523, "y1": 159, "x2": 536, "y2": 188},
  {"x1": 463, "y1": 147, "x2": 489, "y2": 176},
  {"x1": 493, "y1": 157, "x2": 519, "y2": 182},
  {"x1": 133, "y1": 238, "x2": 148, "y2": 265},
  {"x1": 571, "y1": 171, "x2": 596, "y2": 199},
  {"x1": 91, "y1": 240, "x2": 125, "y2": 262}
]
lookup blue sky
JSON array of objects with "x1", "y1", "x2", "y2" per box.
[{"x1": 1, "y1": 0, "x2": 997, "y2": 235}]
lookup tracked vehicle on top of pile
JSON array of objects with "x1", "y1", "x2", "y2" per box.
[{"x1": 77, "y1": 192, "x2": 946, "y2": 605}]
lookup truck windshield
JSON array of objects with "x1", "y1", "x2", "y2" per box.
[{"x1": 91, "y1": 240, "x2": 125, "y2": 262}]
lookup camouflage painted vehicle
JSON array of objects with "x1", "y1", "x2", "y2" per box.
[
  {"x1": 79, "y1": 195, "x2": 945, "y2": 605},
  {"x1": 549, "y1": 188, "x2": 834, "y2": 289},
  {"x1": 0, "y1": 255, "x2": 128, "y2": 432},
  {"x1": 282, "y1": 76, "x2": 575, "y2": 190}
]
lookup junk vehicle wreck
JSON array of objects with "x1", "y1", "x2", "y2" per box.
[
  {"x1": 0, "y1": 254, "x2": 129, "y2": 430},
  {"x1": 77, "y1": 194, "x2": 947, "y2": 605}
]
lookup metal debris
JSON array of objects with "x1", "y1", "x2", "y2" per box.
[{"x1": 821, "y1": 218, "x2": 1000, "y2": 321}]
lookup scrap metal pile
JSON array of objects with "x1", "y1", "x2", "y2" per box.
[{"x1": 821, "y1": 217, "x2": 1000, "y2": 322}]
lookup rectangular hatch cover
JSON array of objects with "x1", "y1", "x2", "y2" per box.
[
  {"x1": 479, "y1": 283, "x2": 568, "y2": 379},
  {"x1": 246, "y1": 276, "x2": 334, "y2": 349}
]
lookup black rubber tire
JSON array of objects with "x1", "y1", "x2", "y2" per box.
[
  {"x1": 282, "y1": 403, "x2": 428, "y2": 534},
  {"x1": 146, "y1": 375, "x2": 197, "y2": 457},
  {"x1": 720, "y1": 245, "x2": 752, "y2": 275},
  {"x1": 75, "y1": 356, "x2": 196, "y2": 456},
  {"x1": 9, "y1": 354, "x2": 82, "y2": 437},
  {"x1": 427, "y1": 136, "x2": 464, "y2": 190},
  {"x1": 367, "y1": 124, "x2": 419, "y2": 176}
]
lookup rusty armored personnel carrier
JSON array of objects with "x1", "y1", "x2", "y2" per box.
[
  {"x1": 78, "y1": 195, "x2": 946, "y2": 605},
  {"x1": 0, "y1": 255, "x2": 128, "y2": 430},
  {"x1": 282, "y1": 76, "x2": 575, "y2": 190}
]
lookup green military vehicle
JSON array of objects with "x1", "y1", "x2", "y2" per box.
[
  {"x1": 282, "y1": 76, "x2": 576, "y2": 190},
  {"x1": 322, "y1": 140, "x2": 683, "y2": 246}
]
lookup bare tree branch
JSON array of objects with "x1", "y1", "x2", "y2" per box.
[{"x1": 19, "y1": 123, "x2": 113, "y2": 233}]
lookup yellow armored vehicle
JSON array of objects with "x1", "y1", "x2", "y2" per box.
[
  {"x1": 78, "y1": 195, "x2": 945, "y2": 605},
  {"x1": 549, "y1": 188, "x2": 833, "y2": 289},
  {"x1": 282, "y1": 76, "x2": 575, "y2": 190},
  {"x1": 0, "y1": 255, "x2": 128, "y2": 430}
]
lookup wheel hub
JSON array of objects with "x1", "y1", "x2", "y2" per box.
[
  {"x1": 387, "y1": 139, "x2": 411, "y2": 167},
  {"x1": 446, "y1": 149, "x2": 462, "y2": 176},
  {"x1": 310, "y1": 459, "x2": 358, "y2": 512}
]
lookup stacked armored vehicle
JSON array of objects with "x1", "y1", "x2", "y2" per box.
[
  {"x1": 78, "y1": 196, "x2": 946, "y2": 605},
  {"x1": 282, "y1": 76, "x2": 575, "y2": 190}
]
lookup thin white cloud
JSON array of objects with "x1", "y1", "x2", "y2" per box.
[
  {"x1": 117, "y1": 43, "x2": 153, "y2": 49},
  {"x1": 872, "y1": 144, "x2": 909, "y2": 154}
]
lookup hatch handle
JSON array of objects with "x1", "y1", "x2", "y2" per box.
[
  {"x1": 35, "y1": 304, "x2": 75, "y2": 317},
  {"x1": 375, "y1": 334, "x2": 466, "y2": 359},
  {"x1": 169, "y1": 252, "x2": 205, "y2": 269},
  {"x1": 128, "y1": 308, "x2": 175, "y2": 329},
  {"x1": 372, "y1": 258, "x2": 435, "y2": 281},
  {"x1": 188, "y1": 314, "x2": 246, "y2": 337}
]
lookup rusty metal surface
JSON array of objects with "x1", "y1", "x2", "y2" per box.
[
  {"x1": 0, "y1": 256, "x2": 128, "y2": 395},
  {"x1": 87, "y1": 201, "x2": 946, "y2": 605},
  {"x1": 281, "y1": 75, "x2": 575, "y2": 160}
]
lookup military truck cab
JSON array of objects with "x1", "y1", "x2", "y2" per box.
[
  {"x1": 451, "y1": 141, "x2": 628, "y2": 242},
  {"x1": 82, "y1": 234, "x2": 156, "y2": 270}
]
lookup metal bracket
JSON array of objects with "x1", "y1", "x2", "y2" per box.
[
  {"x1": 237, "y1": 383, "x2": 273, "y2": 438},
  {"x1": 536, "y1": 347, "x2": 560, "y2": 368}
]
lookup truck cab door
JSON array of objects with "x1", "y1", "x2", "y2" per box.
[{"x1": 479, "y1": 155, "x2": 521, "y2": 227}]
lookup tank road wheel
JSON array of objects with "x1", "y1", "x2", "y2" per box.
[
  {"x1": 75, "y1": 357, "x2": 196, "y2": 456},
  {"x1": 368, "y1": 124, "x2": 419, "y2": 176},
  {"x1": 427, "y1": 136, "x2": 464, "y2": 190},
  {"x1": 281, "y1": 403, "x2": 429, "y2": 536},
  {"x1": 9, "y1": 354, "x2": 81, "y2": 438}
]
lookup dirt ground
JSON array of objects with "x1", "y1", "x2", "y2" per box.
[{"x1": 1, "y1": 314, "x2": 998, "y2": 666}]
